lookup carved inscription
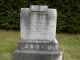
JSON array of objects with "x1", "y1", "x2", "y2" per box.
[{"x1": 20, "y1": 43, "x2": 54, "y2": 51}]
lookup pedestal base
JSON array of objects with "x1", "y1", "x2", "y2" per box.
[
  {"x1": 14, "y1": 40, "x2": 62, "y2": 60},
  {"x1": 14, "y1": 50, "x2": 62, "y2": 60}
]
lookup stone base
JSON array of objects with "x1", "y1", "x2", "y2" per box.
[
  {"x1": 14, "y1": 50, "x2": 62, "y2": 60},
  {"x1": 14, "y1": 40, "x2": 62, "y2": 60}
]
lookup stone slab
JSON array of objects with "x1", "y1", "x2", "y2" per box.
[
  {"x1": 30, "y1": 5, "x2": 48, "y2": 12},
  {"x1": 14, "y1": 50, "x2": 61, "y2": 60},
  {"x1": 16, "y1": 41, "x2": 58, "y2": 51},
  {"x1": 20, "y1": 7, "x2": 57, "y2": 43}
]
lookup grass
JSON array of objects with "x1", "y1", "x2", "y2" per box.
[
  {"x1": 57, "y1": 33, "x2": 80, "y2": 60},
  {"x1": 0, "y1": 30, "x2": 19, "y2": 60},
  {"x1": 0, "y1": 29, "x2": 80, "y2": 60}
]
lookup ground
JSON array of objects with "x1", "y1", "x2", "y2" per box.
[{"x1": 0, "y1": 29, "x2": 80, "y2": 60}]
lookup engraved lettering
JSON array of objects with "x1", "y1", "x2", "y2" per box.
[
  {"x1": 35, "y1": 44, "x2": 39, "y2": 49},
  {"x1": 25, "y1": 44, "x2": 29, "y2": 48},
  {"x1": 30, "y1": 44, "x2": 34, "y2": 49}
]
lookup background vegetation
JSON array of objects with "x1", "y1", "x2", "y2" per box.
[{"x1": 0, "y1": 0, "x2": 80, "y2": 33}]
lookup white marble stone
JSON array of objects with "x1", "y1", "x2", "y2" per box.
[
  {"x1": 20, "y1": 5, "x2": 58, "y2": 43},
  {"x1": 30, "y1": 5, "x2": 48, "y2": 12}
]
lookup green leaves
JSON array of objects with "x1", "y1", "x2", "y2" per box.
[{"x1": 0, "y1": 0, "x2": 80, "y2": 33}]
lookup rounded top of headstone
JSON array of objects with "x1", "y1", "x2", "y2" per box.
[{"x1": 30, "y1": 5, "x2": 48, "y2": 12}]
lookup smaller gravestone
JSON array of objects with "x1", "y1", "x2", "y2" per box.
[{"x1": 14, "y1": 5, "x2": 62, "y2": 60}]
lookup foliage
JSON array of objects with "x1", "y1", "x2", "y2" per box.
[
  {"x1": 0, "y1": 0, "x2": 80, "y2": 33},
  {"x1": 56, "y1": 0, "x2": 80, "y2": 33},
  {"x1": 0, "y1": 0, "x2": 20, "y2": 29}
]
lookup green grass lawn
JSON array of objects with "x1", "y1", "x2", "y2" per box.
[{"x1": 0, "y1": 29, "x2": 80, "y2": 60}]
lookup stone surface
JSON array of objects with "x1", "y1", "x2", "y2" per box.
[
  {"x1": 14, "y1": 51, "x2": 61, "y2": 60},
  {"x1": 16, "y1": 41, "x2": 58, "y2": 51},
  {"x1": 14, "y1": 5, "x2": 62, "y2": 60},
  {"x1": 20, "y1": 5, "x2": 57, "y2": 43},
  {"x1": 30, "y1": 5, "x2": 48, "y2": 12}
]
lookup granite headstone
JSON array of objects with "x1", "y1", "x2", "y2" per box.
[{"x1": 14, "y1": 5, "x2": 62, "y2": 60}]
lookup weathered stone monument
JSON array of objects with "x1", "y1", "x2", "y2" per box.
[{"x1": 14, "y1": 5, "x2": 62, "y2": 60}]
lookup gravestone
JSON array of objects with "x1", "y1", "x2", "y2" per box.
[{"x1": 14, "y1": 5, "x2": 62, "y2": 60}]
